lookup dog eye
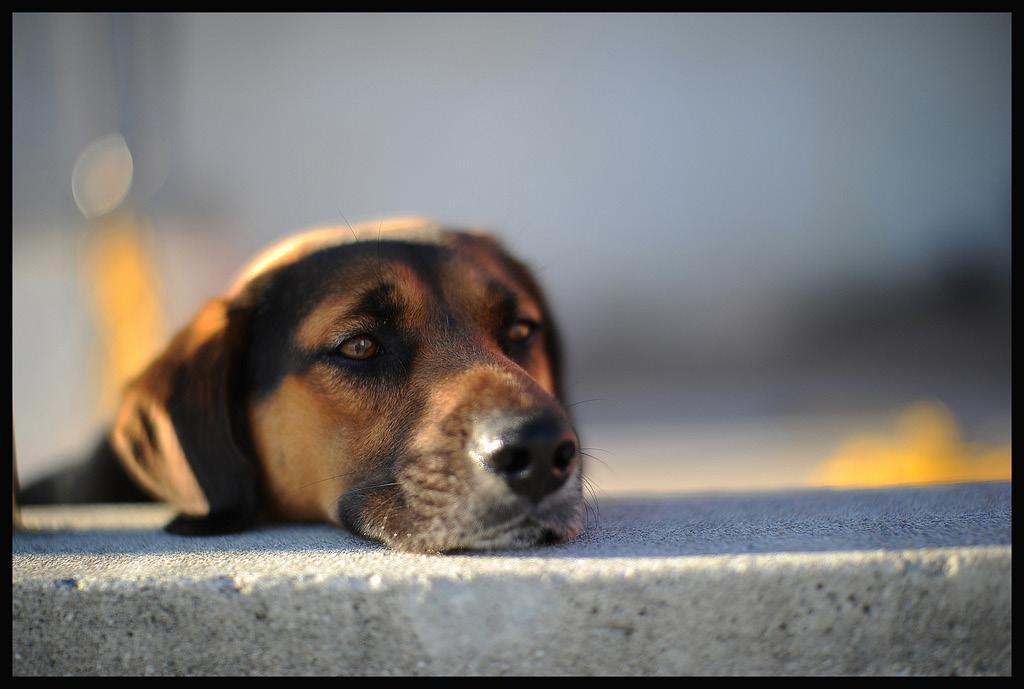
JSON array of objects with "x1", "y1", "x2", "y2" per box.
[
  {"x1": 337, "y1": 335, "x2": 382, "y2": 360},
  {"x1": 506, "y1": 319, "x2": 539, "y2": 343}
]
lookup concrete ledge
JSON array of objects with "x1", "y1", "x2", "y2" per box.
[{"x1": 13, "y1": 482, "x2": 1011, "y2": 675}]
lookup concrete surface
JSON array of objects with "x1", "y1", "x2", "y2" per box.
[{"x1": 13, "y1": 481, "x2": 1011, "y2": 676}]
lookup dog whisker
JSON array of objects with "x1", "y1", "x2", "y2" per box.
[
  {"x1": 580, "y1": 451, "x2": 612, "y2": 471},
  {"x1": 299, "y1": 468, "x2": 368, "y2": 489},
  {"x1": 582, "y1": 496, "x2": 598, "y2": 530},
  {"x1": 581, "y1": 474, "x2": 602, "y2": 518},
  {"x1": 346, "y1": 481, "x2": 401, "y2": 496},
  {"x1": 340, "y1": 211, "x2": 358, "y2": 241},
  {"x1": 565, "y1": 397, "x2": 606, "y2": 409}
]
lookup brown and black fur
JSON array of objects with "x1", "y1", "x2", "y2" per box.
[{"x1": 19, "y1": 219, "x2": 584, "y2": 552}]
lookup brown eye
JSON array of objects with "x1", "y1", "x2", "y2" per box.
[
  {"x1": 338, "y1": 335, "x2": 381, "y2": 360},
  {"x1": 507, "y1": 319, "x2": 538, "y2": 343}
]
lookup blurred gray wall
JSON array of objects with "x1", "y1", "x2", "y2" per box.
[{"x1": 13, "y1": 13, "x2": 1011, "y2": 481}]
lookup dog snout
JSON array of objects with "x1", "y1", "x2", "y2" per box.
[{"x1": 474, "y1": 412, "x2": 579, "y2": 504}]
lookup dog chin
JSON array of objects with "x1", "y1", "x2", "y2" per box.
[
  {"x1": 386, "y1": 524, "x2": 582, "y2": 555},
  {"x1": 387, "y1": 497, "x2": 585, "y2": 554}
]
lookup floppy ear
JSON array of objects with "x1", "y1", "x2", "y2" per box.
[{"x1": 111, "y1": 295, "x2": 262, "y2": 535}]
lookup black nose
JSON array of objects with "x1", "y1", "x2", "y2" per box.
[{"x1": 478, "y1": 414, "x2": 579, "y2": 503}]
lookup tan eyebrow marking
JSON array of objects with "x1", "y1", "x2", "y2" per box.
[{"x1": 294, "y1": 262, "x2": 429, "y2": 351}]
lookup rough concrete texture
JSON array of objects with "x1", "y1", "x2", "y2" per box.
[{"x1": 13, "y1": 482, "x2": 1011, "y2": 676}]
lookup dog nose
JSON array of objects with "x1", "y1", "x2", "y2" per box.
[{"x1": 478, "y1": 414, "x2": 579, "y2": 503}]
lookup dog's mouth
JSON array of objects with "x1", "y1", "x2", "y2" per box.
[
  {"x1": 337, "y1": 470, "x2": 585, "y2": 554},
  {"x1": 443, "y1": 495, "x2": 585, "y2": 553}
]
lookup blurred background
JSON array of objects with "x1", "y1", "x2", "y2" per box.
[{"x1": 13, "y1": 13, "x2": 1010, "y2": 495}]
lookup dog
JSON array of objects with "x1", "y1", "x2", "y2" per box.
[{"x1": 18, "y1": 218, "x2": 585, "y2": 553}]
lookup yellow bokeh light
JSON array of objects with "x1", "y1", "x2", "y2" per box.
[
  {"x1": 84, "y1": 212, "x2": 166, "y2": 413},
  {"x1": 807, "y1": 402, "x2": 1011, "y2": 488}
]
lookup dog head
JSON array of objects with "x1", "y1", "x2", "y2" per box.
[{"x1": 111, "y1": 218, "x2": 584, "y2": 552}]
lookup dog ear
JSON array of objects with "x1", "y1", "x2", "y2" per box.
[{"x1": 111, "y1": 294, "x2": 262, "y2": 535}]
